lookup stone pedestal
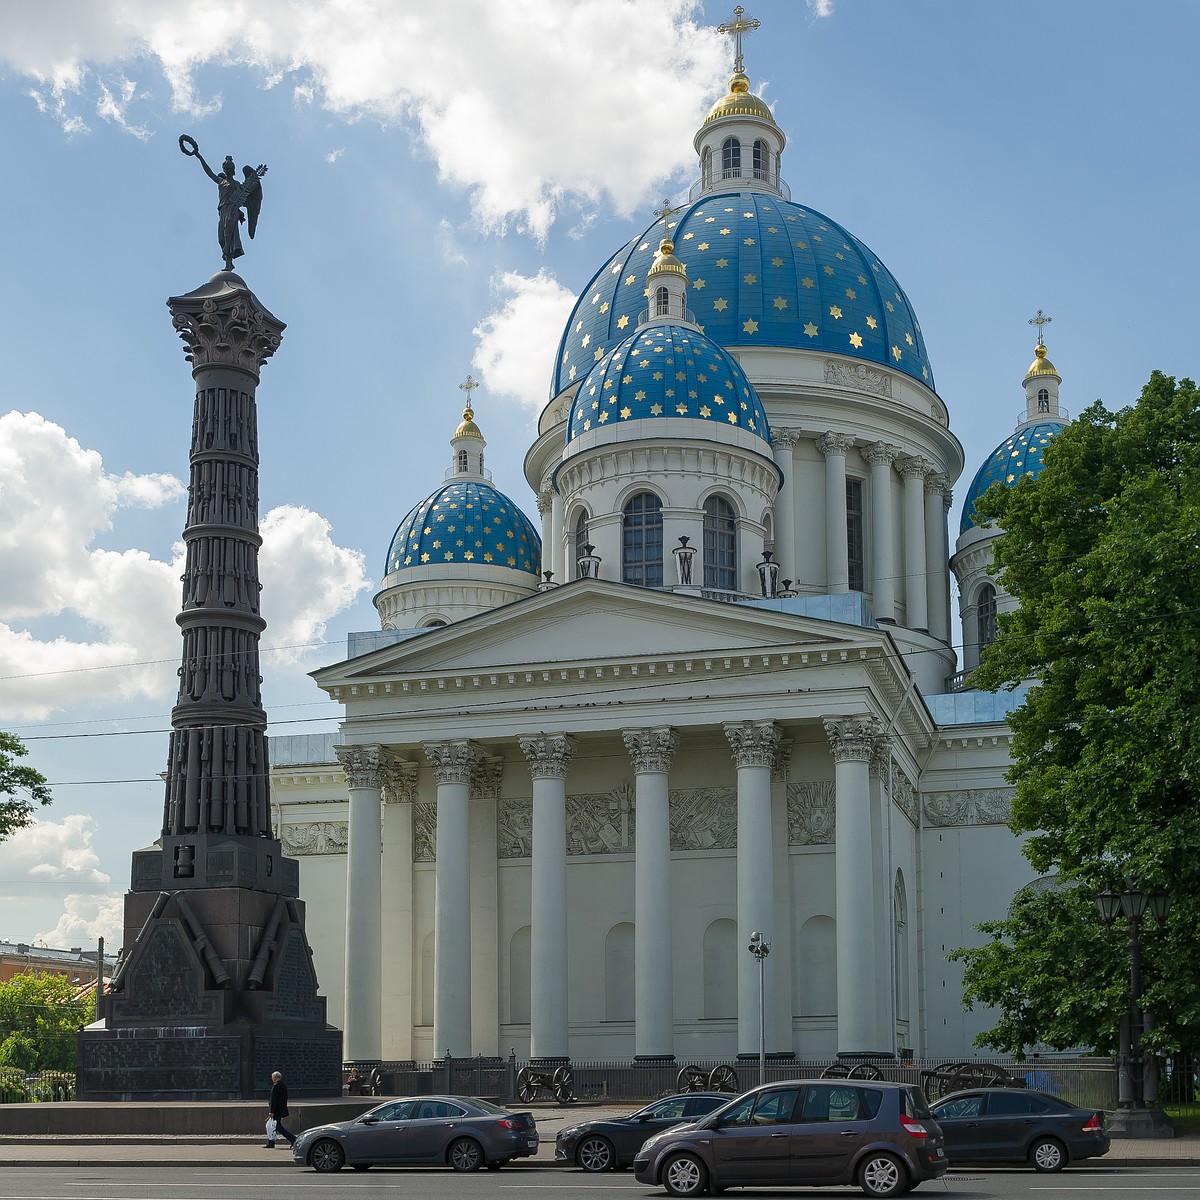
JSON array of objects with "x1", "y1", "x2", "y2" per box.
[
  {"x1": 1107, "y1": 1107, "x2": 1175, "y2": 1138},
  {"x1": 76, "y1": 272, "x2": 341, "y2": 1100}
]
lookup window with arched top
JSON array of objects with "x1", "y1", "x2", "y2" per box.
[
  {"x1": 419, "y1": 931, "x2": 434, "y2": 1026},
  {"x1": 508, "y1": 926, "x2": 531, "y2": 1025},
  {"x1": 753, "y1": 139, "x2": 769, "y2": 180},
  {"x1": 623, "y1": 492, "x2": 664, "y2": 587},
  {"x1": 703, "y1": 495, "x2": 737, "y2": 590},
  {"x1": 655, "y1": 285, "x2": 671, "y2": 316},
  {"x1": 977, "y1": 584, "x2": 998, "y2": 652},
  {"x1": 894, "y1": 872, "x2": 910, "y2": 1021},
  {"x1": 605, "y1": 923, "x2": 635, "y2": 1021},
  {"x1": 701, "y1": 146, "x2": 712, "y2": 188},
  {"x1": 479, "y1": 450, "x2": 484, "y2": 472},
  {"x1": 703, "y1": 918, "x2": 737, "y2": 1018},
  {"x1": 722, "y1": 136, "x2": 741, "y2": 176},
  {"x1": 456, "y1": 448, "x2": 468, "y2": 472},
  {"x1": 573, "y1": 510, "x2": 589, "y2": 579},
  {"x1": 796, "y1": 915, "x2": 837, "y2": 1016},
  {"x1": 1037, "y1": 387, "x2": 1050, "y2": 413}
]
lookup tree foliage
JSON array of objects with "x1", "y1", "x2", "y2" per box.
[
  {"x1": 0, "y1": 972, "x2": 94, "y2": 1073},
  {"x1": 957, "y1": 371, "x2": 1200, "y2": 1053},
  {"x1": 0, "y1": 731, "x2": 51, "y2": 843}
]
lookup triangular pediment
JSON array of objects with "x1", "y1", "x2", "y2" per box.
[{"x1": 314, "y1": 580, "x2": 884, "y2": 686}]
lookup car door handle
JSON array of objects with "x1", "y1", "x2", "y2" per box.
[
  {"x1": 840, "y1": 1130, "x2": 858, "y2": 1136},
  {"x1": 771, "y1": 1132, "x2": 787, "y2": 1138}
]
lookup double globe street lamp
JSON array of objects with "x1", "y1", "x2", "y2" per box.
[{"x1": 748, "y1": 931, "x2": 771, "y2": 1085}]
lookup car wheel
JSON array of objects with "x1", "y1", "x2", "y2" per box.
[
  {"x1": 577, "y1": 1135, "x2": 616, "y2": 1172},
  {"x1": 448, "y1": 1136, "x2": 484, "y2": 1172},
  {"x1": 859, "y1": 1151, "x2": 907, "y2": 1197},
  {"x1": 663, "y1": 1151, "x2": 709, "y2": 1197},
  {"x1": 1031, "y1": 1137, "x2": 1067, "y2": 1172},
  {"x1": 309, "y1": 1138, "x2": 345, "y2": 1173}
]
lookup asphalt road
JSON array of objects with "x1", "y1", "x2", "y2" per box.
[{"x1": 4, "y1": 1165, "x2": 1200, "y2": 1200}]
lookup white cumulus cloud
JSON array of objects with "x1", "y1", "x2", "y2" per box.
[
  {"x1": 473, "y1": 270, "x2": 579, "y2": 412},
  {"x1": 0, "y1": 0, "x2": 728, "y2": 239},
  {"x1": 0, "y1": 813, "x2": 109, "y2": 887},
  {"x1": 36, "y1": 892, "x2": 126, "y2": 952}
]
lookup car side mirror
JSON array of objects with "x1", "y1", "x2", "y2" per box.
[{"x1": 359, "y1": 1116, "x2": 378, "y2": 1125}]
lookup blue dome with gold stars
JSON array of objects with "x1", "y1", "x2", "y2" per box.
[
  {"x1": 959, "y1": 420, "x2": 1067, "y2": 534},
  {"x1": 552, "y1": 190, "x2": 933, "y2": 398},
  {"x1": 384, "y1": 480, "x2": 541, "y2": 577},
  {"x1": 566, "y1": 322, "x2": 771, "y2": 449}
]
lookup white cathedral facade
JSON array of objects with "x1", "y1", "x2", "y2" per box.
[{"x1": 269, "y1": 54, "x2": 1071, "y2": 1067}]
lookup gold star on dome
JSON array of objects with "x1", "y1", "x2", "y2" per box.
[
  {"x1": 744, "y1": 237, "x2": 755, "y2": 246},
  {"x1": 603, "y1": 379, "x2": 614, "y2": 389},
  {"x1": 676, "y1": 371, "x2": 686, "y2": 380},
  {"x1": 652, "y1": 371, "x2": 663, "y2": 380},
  {"x1": 507, "y1": 557, "x2": 516, "y2": 567},
  {"x1": 693, "y1": 278, "x2": 706, "y2": 289},
  {"x1": 594, "y1": 347, "x2": 604, "y2": 360},
  {"x1": 713, "y1": 393, "x2": 725, "y2": 405},
  {"x1": 650, "y1": 402, "x2": 663, "y2": 415},
  {"x1": 634, "y1": 389, "x2": 645, "y2": 400},
  {"x1": 698, "y1": 242, "x2": 710, "y2": 250},
  {"x1": 676, "y1": 401, "x2": 688, "y2": 414},
  {"x1": 849, "y1": 331, "x2": 863, "y2": 348},
  {"x1": 720, "y1": 227, "x2": 731, "y2": 235},
  {"x1": 829, "y1": 305, "x2": 843, "y2": 319},
  {"x1": 581, "y1": 333, "x2": 590, "y2": 348},
  {"x1": 773, "y1": 296, "x2": 788, "y2": 310},
  {"x1": 857, "y1": 274, "x2": 867, "y2": 285},
  {"x1": 665, "y1": 388, "x2": 674, "y2": 397},
  {"x1": 892, "y1": 345, "x2": 902, "y2": 361},
  {"x1": 823, "y1": 265, "x2": 835, "y2": 276},
  {"x1": 483, "y1": 551, "x2": 493, "y2": 562},
  {"x1": 700, "y1": 404, "x2": 711, "y2": 417},
  {"x1": 835, "y1": 252, "x2": 845, "y2": 260},
  {"x1": 804, "y1": 322, "x2": 818, "y2": 337},
  {"x1": 617, "y1": 314, "x2": 629, "y2": 329},
  {"x1": 622, "y1": 374, "x2": 632, "y2": 383},
  {"x1": 682, "y1": 231, "x2": 694, "y2": 240},
  {"x1": 619, "y1": 406, "x2": 632, "y2": 418},
  {"x1": 444, "y1": 550, "x2": 454, "y2": 561},
  {"x1": 713, "y1": 297, "x2": 728, "y2": 311},
  {"x1": 639, "y1": 359, "x2": 649, "y2": 367},
  {"x1": 767, "y1": 226, "x2": 778, "y2": 234},
  {"x1": 600, "y1": 301, "x2": 609, "y2": 313},
  {"x1": 727, "y1": 412, "x2": 738, "y2": 424},
  {"x1": 1006, "y1": 474, "x2": 1016, "y2": 483},
  {"x1": 905, "y1": 333, "x2": 914, "y2": 346},
  {"x1": 866, "y1": 315, "x2": 878, "y2": 330},
  {"x1": 742, "y1": 318, "x2": 759, "y2": 334},
  {"x1": 420, "y1": 552, "x2": 430, "y2": 563},
  {"x1": 568, "y1": 365, "x2": 577, "y2": 380},
  {"x1": 801, "y1": 277, "x2": 814, "y2": 289},
  {"x1": 597, "y1": 411, "x2": 609, "y2": 423},
  {"x1": 705, "y1": 216, "x2": 715, "y2": 222},
  {"x1": 625, "y1": 275, "x2": 636, "y2": 285},
  {"x1": 845, "y1": 287, "x2": 857, "y2": 300},
  {"x1": 689, "y1": 389, "x2": 697, "y2": 398},
  {"x1": 583, "y1": 418, "x2": 591, "y2": 430},
  {"x1": 885, "y1": 300, "x2": 895, "y2": 313},
  {"x1": 743, "y1": 273, "x2": 757, "y2": 285},
  {"x1": 772, "y1": 256, "x2": 784, "y2": 267}
]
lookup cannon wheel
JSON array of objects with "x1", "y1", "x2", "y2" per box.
[
  {"x1": 708, "y1": 1064, "x2": 739, "y2": 1093},
  {"x1": 946, "y1": 1062, "x2": 1019, "y2": 1093},
  {"x1": 676, "y1": 1065, "x2": 709, "y2": 1093},
  {"x1": 516, "y1": 1067, "x2": 537, "y2": 1104},
  {"x1": 822, "y1": 1062, "x2": 883, "y2": 1080},
  {"x1": 552, "y1": 1065, "x2": 575, "y2": 1103}
]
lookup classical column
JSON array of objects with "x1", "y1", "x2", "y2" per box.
[
  {"x1": 536, "y1": 490, "x2": 553, "y2": 580},
  {"x1": 770, "y1": 428, "x2": 801, "y2": 584},
  {"x1": 770, "y1": 739, "x2": 795, "y2": 1052},
  {"x1": 423, "y1": 739, "x2": 481, "y2": 1057},
  {"x1": 381, "y1": 760, "x2": 418, "y2": 1062},
  {"x1": 470, "y1": 756, "x2": 504, "y2": 1057},
  {"x1": 725, "y1": 720, "x2": 780, "y2": 1057},
  {"x1": 336, "y1": 743, "x2": 385, "y2": 1062},
  {"x1": 551, "y1": 490, "x2": 565, "y2": 582},
  {"x1": 817, "y1": 433, "x2": 854, "y2": 593},
  {"x1": 898, "y1": 456, "x2": 930, "y2": 632},
  {"x1": 519, "y1": 733, "x2": 577, "y2": 1060},
  {"x1": 824, "y1": 716, "x2": 885, "y2": 1055},
  {"x1": 623, "y1": 726, "x2": 678, "y2": 1060},
  {"x1": 925, "y1": 475, "x2": 951, "y2": 644},
  {"x1": 864, "y1": 442, "x2": 898, "y2": 623}
]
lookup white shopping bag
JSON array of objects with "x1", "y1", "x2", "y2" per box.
[{"x1": 266, "y1": 1117, "x2": 278, "y2": 1140}]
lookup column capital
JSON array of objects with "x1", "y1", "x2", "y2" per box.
[
  {"x1": 381, "y1": 760, "x2": 418, "y2": 804},
  {"x1": 816, "y1": 431, "x2": 855, "y2": 458},
  {"x1": 423, "y1": 739, "x2": 482, "y2": 786},
  {"x1": 724, "y1": 720, "x2": 780, "y2": 768},
  {"x1": 335, "y1": 743, "x2": 386, "y2": 790},
  {"x1": 622, "y1": 726, "x2": 678, "y2": 774},
  {"x1": 536, "y1": 489, "x2": 553, "y2": 515},
  {"x1": 823, "y1": 716, "x2": 885, "y2": 763},
  {"x1": 471, "y1": 757, "x2": 504, "y2": 799},
  {"x1": 519, "y1": 732, "x2": 577, "y2": 780},
  {"x1": 167, "y1": 275, "x2": 285, "y2": 375},
  {"x1": 771, "y1": 427, "x2": 802, "y2": 451},
  {"x1": 771, "y1": 737, "x2": 793, "y2": 784},
  {"x1": 924, "y1": 470, "x2": 950, "y2": 497},
  {"x1": 869, "y1": 737, "x2": 893, "y2": 778},
  {"x1": 896, "y1": 453, "x2": 931, "y2": 480},
  {"x1": 862, "y1": 440, "x2": 898, "y2": 468}
]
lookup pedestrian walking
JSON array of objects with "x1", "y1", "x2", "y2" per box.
[{"x1": 265, "y1": 1070, "x2": 296, "y2": 1147}]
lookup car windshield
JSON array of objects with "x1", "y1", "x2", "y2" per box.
[
  {"x1": 464, "y1": 1097, "x2": 510, "y2": 1115},
  {"x1": 637, "y1": 1097, "x2": 690, "y2": 1119}
]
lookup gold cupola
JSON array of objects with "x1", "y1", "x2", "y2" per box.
[
  {"x1": 646, "y1": 236, "x2": 687, "y2": 280},
  {"x1": 1023, "y1": 341, "x2": 1061, "y2": 384},
  {"x1": 704, "y1": 70, "x2": 780, "y2": 129},
  {"x1": 454, "y1": 403, "x2": 483, "y2": 440}
]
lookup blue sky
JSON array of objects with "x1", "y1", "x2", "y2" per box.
[{"x1": 0, "y1": 0, "x2": 1196, "y2": 948}]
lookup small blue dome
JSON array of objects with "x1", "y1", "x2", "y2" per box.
[
  {"x1": 384, "y1": 480, "x2": 541, "y2": 576},
  {"x1": 566, "y1": 323, "x2": 770, "y2": 448},
  {"x1": 960, "y1": 420, "x2": 1067, "y2": 534},
  {"x1": 553, "y1": 191, "x2": 933, "y2": 397}
]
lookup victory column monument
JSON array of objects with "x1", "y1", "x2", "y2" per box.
[{"x1": 76, "y1": 138, "x2": 342, "y2": 1100}]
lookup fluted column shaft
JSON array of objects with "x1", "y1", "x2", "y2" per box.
[
  {"x1": 865, "y1": 442, "x2": 897, "y2": 623},
  {"x1": 336, "y1": 744, "x2": 385, "y2": 1061},
  {"x1": 925, "y1": 475, "x2": 951, "y2": 643},
  {"x1": 536, "y1": 490, "x2": 553, "y2": 580},
  {"x1": 551, "y1": 491, "x2": 565, "y2": 582},
  {"x1": 899, "y1": 457, "x2": 930, "y2": 631},
  {"x1": 623, "y1": 727, "x2": 678, "y2": 1059},
  {"x1": 825, "y1": 717, "x2": 885, "y2": 1054},
  {"x1": 770, "y1": 429, "x2": 800, "y2": 584},
  {"x1": 381, "y1": 761, "x2": 417, "y2": 1060},
  {"x1": 519, "y1": 733, "x2": 576, "y2": 1059},
  {"x1": 818, "y1": 433, "x2": 853, "y2": 593},
  {"x1": 726, "y1": 720, "x2": 780, "y2": 1057},
  {"x1": 424, "y1": 739, "x2": 480, "y2": 1057}
]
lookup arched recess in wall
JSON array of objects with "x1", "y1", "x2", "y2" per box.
[
  {"x1": 894, "y1": 872, "x2": 910, "y2": 1022},
  {"x1": 703, "y1": 918, "x2": 737, "y2": 1018},
  {"x1": 419, "y1": 931, "x2": 434, "y2": 1026},
  {"x1": 508, "y1": 925, "x2": 531, "y2": 1025},
  {"x1": 796, "y1": 915, "x2": 837, "y2": 1015},
  {"x1": 605, "y1": 922, "x2": 635, "y2": 1021}
]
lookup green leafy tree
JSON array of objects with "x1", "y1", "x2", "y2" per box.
[
  {"x1": 0, "y1": 731, "x2": 51, "y2": 842},
  {"x1": 956, "y1": 371, "x2": 1200, "y2": 1054},
  {"x1": 0, "y1": 972, "x2": 94, "y2": 1072}
]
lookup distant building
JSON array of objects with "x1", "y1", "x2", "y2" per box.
[{"x1": 0, "y1": 941, "x2": 113, "y2": 987}]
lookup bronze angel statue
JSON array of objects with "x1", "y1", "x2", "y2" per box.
[{"x1": 179, "y1": 135, "x2": 267, "y2": 271}]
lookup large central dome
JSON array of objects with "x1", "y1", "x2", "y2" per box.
[{"x1": 552, "y1": 191, "x2": 933, "y2": 398}]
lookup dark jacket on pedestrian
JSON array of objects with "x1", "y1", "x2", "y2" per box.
[{"x1": 269, "y1": 1079, "x2": 289, "y2": 1117}]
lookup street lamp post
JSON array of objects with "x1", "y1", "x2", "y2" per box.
[
  {"x1": 747, "y1": 931, "x2": 770, "y2": 1085},
  {"x1": 1096, "y1": 881, "x2": 1172, "y2": 1137}
]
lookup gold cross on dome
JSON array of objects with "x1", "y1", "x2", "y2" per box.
[
  {"x1": 718, "y1": 5, "x2": 761, "y2": 74},
  {"x1": 459, "y1": 374, "x2": 479, "y2": 404},
  {"x1": 1027, "y1": 308, "x2": 1053, "y2": 345},
  {"x1": 653, "y1": 197, "x2": 684, "y2": 238}
]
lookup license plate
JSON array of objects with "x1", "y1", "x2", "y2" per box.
[{"x1": 936, "y1": 1147, "x2": 945, "y2": 1158}]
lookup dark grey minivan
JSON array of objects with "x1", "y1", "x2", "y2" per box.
[{"x1": 632, "y1": 1079, "x2": 946, "y2": 1197}]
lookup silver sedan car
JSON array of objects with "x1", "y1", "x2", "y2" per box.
[{"x1": 292, "y1": 1095, "x2": 538, "y2": 1173}]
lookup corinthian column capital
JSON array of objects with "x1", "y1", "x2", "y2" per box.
[
  {"x1": 896, "y1": 454, "x2": 931, "y2": 480},
  {"x1": 823, "y1": 716, "x2": 885, "y2": 764},
  {"x1": 724, "y1": 720, "x2": 780, "y2": 769},
  {"x1": 622, "y1": 727, "x2": 678, "y2": 774},
  {"x1": 771, "y1": 427, "x2": 802, "y2": 451},
  {"x1": 863, "y1": 440, "x2": 898, "y2": 468},
  {"x1": 518, "y1": 732, "x2": 577, "y2": 780},
  {"x1": 335, "y1": 744, "x2": 386, "y2": 790},
  {"x1": 817, "y1": 431, "x2": 855, "y2": 458},
  {"x1": 380, "y1": 760, "x2": 418, "y2": 804},
  {"x1": 423, "y1": 739, "x2": 482, "y2": 786}
]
